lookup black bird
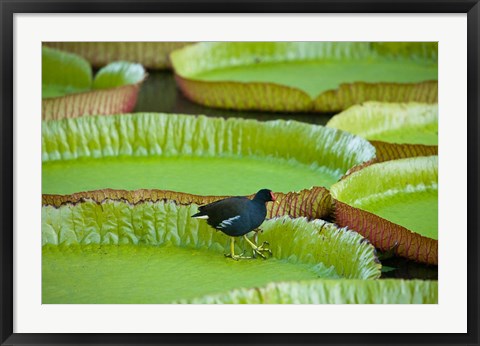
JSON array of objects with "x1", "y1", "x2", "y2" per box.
[{"x1": 192, "y1": 189, "x2": 277, "y2": 260}]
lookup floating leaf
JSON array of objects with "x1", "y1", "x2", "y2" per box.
[
  {"x1": 42, "y1": 46, "x2": 146, "y2": 120},
  {"x1": 42, "y1": 46, "x2": 92, "y2": 98},
  {"x1": 327, "y1": 102, "x2": 438, "y2": 161},
  {"x1": 42, "y1": 113, "x2": 375, "y2": 195},
  {"x1": 44, "y1": 42, "x2": 193, "y2": 69},
  {"x1": 42, "y1": 200, "x2": 381, "y2": 303},
  {"x1": 176, "y1": 278, "x2": 437, "y2": 304},
  {"x1": 171, "y1": 42, "x2": 438, "y2": 112},
  {"x1": 92, "y1": 61, "x2": 146, "y2": 89},
  {"x1": 330, "y1": 156, "x2": 438, "y2": 264}
]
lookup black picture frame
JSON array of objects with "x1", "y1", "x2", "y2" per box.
[{"x1": 1, "y1": 1, "x2": 479, "y2": 345}]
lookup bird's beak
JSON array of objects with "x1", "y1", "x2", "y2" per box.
[{"x1": 270, "y1": 191, "x2": 279, "y2": 204}]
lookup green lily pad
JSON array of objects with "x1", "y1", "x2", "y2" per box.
[
  {"x1": 176, "y1": 278, "x2": 438, "y2": 304},
  {"x1": 44, "y1": 42, "x2": 193, "y2": 69},
  {"x1": 330, "y1": 156, "x2": 438, "y2": 264},
  {"x1": 92, "y1": 61, "x2": 146, "y2": 89},
  {"x1": 171, "y1": 42, "x2": 438, "y2": 112},
  {"x1": 42, "y1": 200, "x2": 381, "y2": 303},
  {"x1": 42, "y1": 113, "x2": 375, "y2": 196},
  {"x1": 42, "y1": 46, "x2": 146, "y2": 120},
  {"x1": 327, "y1": 102, "x2": 438, "y2": 161},
  {"x1": 327, "y1": 102, "x2": 438, "y2": 145},
  {"x1": 42, "y1": 46, "x2": 92, "y2": 98}
]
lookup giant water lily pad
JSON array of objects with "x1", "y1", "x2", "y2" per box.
[
  {"x1": 42, "y1": 200, "x2": 381, "y2": 303},
  {"x1": 42, "y1": 113, "x2": 375, "y2": 196},
  {"x1": 171, "y1": 42, "x2": 438, "y2": 113},
  {"x1": 177, "y1": 278, "x2": 437, "y2": 304},
  {"x1": 42, "y1": 46, "x2": 146, "y2": 120},
  {"x1": 327, "y1": 102, "x2": 438, "y2": 161},
  {"x1": 44, "y1": 42, "x2": 193, "y2": 69},
  {"x1": 330, "y1": 156, "x2": 438, "y2": 265}
]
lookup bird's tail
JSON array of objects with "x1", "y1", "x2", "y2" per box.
[{"x1": 191, "y1": 211, "x2": 208, "y2": 219}]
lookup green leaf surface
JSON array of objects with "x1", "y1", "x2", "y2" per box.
[
  {"x1": 176, "y1": 278, "x2": 438, "y2": 304},
  {"x1": 330, "y1": 156, "x2": 438, "y2": 264},
  {"x1": 171, "y1": 42, "x2": 438, "y2": 112},
  {"x1": 42, "y1": 113, "x2": 375, "y2": 195},
  {"x1": 42, "y1": 201, "x2": 381, "y2": 303},
  {"x1": 42, "y1": 46, "x2": 92, "y2": 98},
  {"x1": 42, "y1": 46, "x2": 146, "y2": 99},
  {"x1": 93, "y1": 62, "x2": 145, "y2": 89},
  {"x1": 193, "y1": 59, "x2": 436, "y2": 99},
  {"x1": 43, "y1": 244, "x2": 339, "y2": 304},
  {"x1": 327, "y1": 102, "x2": 438, "y2": 145},
  {"x1": 43, "y1": 155, "x2": 339, "y2": 196}
]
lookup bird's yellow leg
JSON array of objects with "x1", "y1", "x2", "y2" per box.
[
  {"x1": 248, "y1": 231, "x2": 270, "y2": 251},
  {"x1": 243, "y1": 235, "x2": 272, "y2": 259},
  {"x1": 252, "y1": 230, "x2": 259, "y2": 258},
  {"x1": 253, "y1": 230, "x2": 259, "y2": 246},
  {"x1": 251, "y1": 229, "x2": 267, "y2": 258},
  {"x1": 224, "y1": 237, "x2": 251, "y2": 260}
]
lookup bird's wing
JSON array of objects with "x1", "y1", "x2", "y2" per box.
[
  {"x1": 192, "y1": 197, "x2": 247, "y2": 218},
  {"x1": 192, "y1": 198, "x2": 231, "y2": 218},
  {"x1": 202, "y1": 197, "x2": 247, "y2": 215},
  {"x1": 211, "y1": 200, "x2": 249, "y2": 231},
  {"x1": 202, "y1": 197, "x2": 249, "y2": 225},
  {"x1": 197, "y1": 198, "x2": 224, "y2": 212}
]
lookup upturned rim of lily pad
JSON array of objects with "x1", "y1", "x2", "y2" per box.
[
  {"x1": 170, "y1": 42, "x2": 438, "y2": 113},
  {"x1": 42, "y1": 112, "x2": 376, "y2": 195},
  {"x1": 174, "y1": 278, "x2": 438, "y2": 304},
  {"x1": 330, "y1": 156, "x2": 438, "y2": 265},
  {"x1": 327, "y1": 102, "x2": 438, "y2": 161},
  {"x1": 42, "y1": 46, "x2": 147, "y2": 120},
  {"x1": 42, "y1": 186, "x2": 333, "y2": 221}
]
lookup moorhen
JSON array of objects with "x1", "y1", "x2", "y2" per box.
[{"x1": 192, "y1": 188, "x2": 276, "y2": 260}]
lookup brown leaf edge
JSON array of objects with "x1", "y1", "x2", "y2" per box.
[
  {"x1": 42, "y1": 186, "x2": 333, "y2": 221},
  {"x1": 43, "y1": 42, "x2": 194, "y2": 69},
  {"x1": 334, "y1": 200, "x2": 438, "y2": 265},
  {"x1": 175, "y1": 75, "x2": 313, "y2": 112},
  {"x1": 370, "y1": 140, "x2": 438, "y2": 162},
  {"x1": 341, "y1": 158, "x2": 379, "y2": 180},
  {"x1": 313, "y1": 81, "x2": 438, "y2": 113},
  {"x1": 42, "y1": 82, "x2": 143, "y2": 121},
  {"x1": 341, "y1": 142, "x2": 438, "y2": 179},
  {"x1": 175, "y1": 74, "x2": 437, "y2": 113}
]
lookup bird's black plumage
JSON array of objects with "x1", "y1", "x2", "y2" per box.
[{"x1": 191, "y1": 189, "x2": 276, "y2": 237}]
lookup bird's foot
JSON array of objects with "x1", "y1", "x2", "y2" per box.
[
  {"x1": 251, "y1": 241, "x2": 273, "y2": 259},
  {"x1": 243, "y1": 234, "x2": 273, "y2": 259},
  {"x1": 224, "y1": 251, "x2": 252, "y2": 261}
]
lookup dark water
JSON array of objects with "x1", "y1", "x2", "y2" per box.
[
  {"x1": 133, "y1": 71, "x2": 438, "y2": 281},
  {"x1": 380, "y1": 256, "x2": 438, "y2": 280}
]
